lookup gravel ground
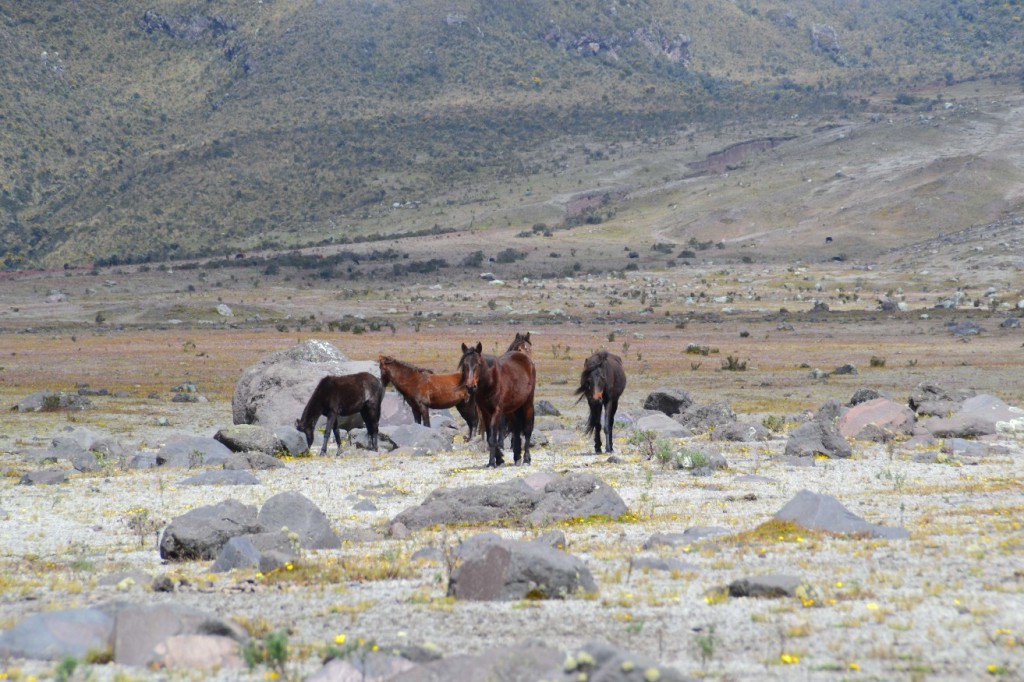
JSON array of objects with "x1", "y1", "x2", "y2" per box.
[{"x1": 1, "y1": 394, "x2": 1022, "y2": 682}]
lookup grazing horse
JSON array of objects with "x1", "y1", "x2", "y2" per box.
[
  {"x1": 295, "y1": 373, "x2": 384, "y2": 454},
  {"x1": 378, "y1": 354, "x2": 478, "y2": 438},
  {"x1": 574, "y1": 351, "x2": 626, "y2": 453},
  {"x1": 458, "y1": 341, "x2": 536, "y2": 467}
]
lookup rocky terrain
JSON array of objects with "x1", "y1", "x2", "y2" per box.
[{"x1": 1, "y1": 237, "x2": 1023, "y2": 681}]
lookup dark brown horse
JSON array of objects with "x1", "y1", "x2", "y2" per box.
[
  {"x1": 574, "y1": 351, "x2": 626, "y2": 453},
  {"x1": 378, "y1": 354, "x2": 478, "y2": 438},
  {"x1": 507, "y1": 331, "x2": 532, "y2": 355},
  {"x1": 458, "y1": 341, "x2": 536, "y2": 467},
  {"x1": 295, "y1": 373, "x2": 384, "y2": 454}
]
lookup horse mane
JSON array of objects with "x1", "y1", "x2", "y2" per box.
[{"x1": 381, "y1": 355, "x2": 434, "y2": 375}]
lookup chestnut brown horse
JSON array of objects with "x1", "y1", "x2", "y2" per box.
[
  {"x1": 458, "y1": 341, "x2": 536, "y2": 467},
  {"x1": 295, "y1": 372, "x2": 384, "y2": 454},
  {"x1": 574, "y1": 351, "x2": 626, "y2": 453},
  {"x1": 378, "y1": 354, "x2": 478, "y2": 438}
]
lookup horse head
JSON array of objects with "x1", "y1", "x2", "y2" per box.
[
  {"x1": 508, "y1": 331, "x2": 532, "y2": 355},
  {"x1": 295, "y1": 416, "x2": 314, "y2": 448},
  {"x1": 378, "y1": 354, "x2": 392, "y2": 387},
  {"x1": 458, "y1": 342, "x2": 484, "y2": 395}
]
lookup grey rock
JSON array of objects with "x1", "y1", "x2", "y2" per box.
[
  {"x1": 447, "y1": 533, "x2": 597, "y2": 600},
  {"x1": 832, "y1": 363, "x2": 857, "y2": 375},
  {"x1": 214, "y1": 424, "x2": 285, "y2": 455},
  {"x1": 634, "y1": 412, "x2": 691, "y2": 439},
  {"x1": 643, "y1": 389, "x2": 693, "y2": 416},
  {"x1": 908, "y1": 382, "x2": 976, "y2": 416},
  {"x1": 947, "y1": 320, "x2": 982, "y2": 337},
  {"x1": 353, "y1": 499, "x2": 378, "y2": 512},
  {"x1": 391, "y1": 478, "x2": 543, "y2": 530},
  {"x1": 388, "y1": 642, "x2": 563, "y2": 682},
  {"x1": 381, "y1": 423, "x2": 453, "y2": 452},
  {"x1": 848, "y1": 388, "x2": 886, "y2": 406},
  {"x1": 710, "y1": 421, "x2": 770, "y2": 442},
  {"x1": 391, "y1": 473, "x2": 626, "y2": 531},
  {"x1": 231, "y1": 339, "x2": 378, "y2": 428},
  {"x1": 223, "y1": 451, "x2": 284, "y2": 470},
  {"x1": 179, "y1": 470, "x2": 260, "y2": 486},
  {"x1": 524, "y1": 472, "x2": 628, "y2": 526},
  {"x1": 675, "y1": 401, "x2": 736, "y2": 433},
  {"x1": 258, "y1": 491, "x2": 341, "y2": 549},
  {"x1": 0, "y1": 606, "x2": 116, "y2": 660},
  {"x1": 210, "y1": 531, "x2": 297, "y2": 573},
  {"x1": 784, "y1": 420, "x2": 852, "y2": 459},
  {"x1": 159, "y1": 499, "x2": 262, "y2": 561},
  {"x1": 156, "y1": 436, "x2": 233, "y2": 468},
  {"x1": 774, "y1": 489, "x2": 909, "y2": 539},
  {"x1": 15, "y1": 390, "x2": 92, "y2": 412},
  {"x1": 630, "y1": 556, "x2": 699, "y2": 573},
  {"x1": 728, "y1": 574, "x2": 803, "y2": 598},
  {"x1": 535, "y1": 399, "x2": 561, "y2": 416},
  {"x1": 19, "y1": 469, "x2": 70, "y2": 485},
  {"x1": 273, "y1": 426, "x2": 309, "y2": 456},
  {"x1": 111, "y1": 602, "x2": 247, "y2": 667},
  {"x1": 642, "y1": 527, "x2": 730, "y2": 549}
]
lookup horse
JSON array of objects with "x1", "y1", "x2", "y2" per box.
[
  {"x1": 378, "y1": 354, "x2": 478, "y2": 438},
  {"x1": 470, "y1": 332, "x2": 533, "y2": 445},
  {"x1": 507, "y1": 331, "x2": 532, "y2": 355},
  {"x1": 574, "y1": 351, "x2": 626, "y2": 453},
  {"x1": 457, "y1": 341, "x2": 536, "y2": 467},
  {"x1": 295, "y1": 372, "x2": 384, "y2": 454}
]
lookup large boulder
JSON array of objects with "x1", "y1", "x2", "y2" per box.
[
  {"x1": 524, "y1": 472, "x2": 629, "y2": 526},
  {"x1": 908, "y1": 381, "x2": 976, "y2": 417},
  {"x1": 111, "y1": 602, "x2": 247, "y2": 667},
  {"x1": 156, "y1": 436, "x2": 233, "y2": 468},
  {"x1": 390, "y1": 473, "x2": 628, "y2": 531},
  {"x1": 675, "y1": 401, "x2": 736, "y2": 433},
  {"x1": 838, "y1": 398, "x2": 916, "y2": 440},
  {"x1": 774, "y1": 489, "x2": 908, "y2": 539},
  {"x1": 210, "y1": 531, "x2": 298, "y2": 574},
  {"x1": 643, "y1": 389, "x2": 693, "y2": 416},
  {"x1": 0, "y1": 606, "x2": 117, "y2": 660},
  {"x1": 159, "y1": 499, "x2": 262, "y2": 561},
  {"x1": 257, "y1": 491, "x2": 341, "y2": 549},
  {"x1": 231, "y1": 340, "x2": 378, "y2": 428},
  {"x1": 447, "y1": 533, "x2": 597, "y2": 600},
  {"x1": 634, "y1": 412, "x2": 691, "y2": 439},
  {"x1": 784, "y1": 421, "x2": 852, "y2": 458},
  {"x1": 921, "y1": 394, "x2": 1024, "y2": 437},
  {"x1": 213, "y1": 424, "x2": 286, "y2": 455}
]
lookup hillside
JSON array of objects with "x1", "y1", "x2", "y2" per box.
[{"x1": 2, "y1": 0, "x2": 1024, "y2": 267}]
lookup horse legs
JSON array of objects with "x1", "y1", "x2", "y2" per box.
[
  {"x1": 418, "y1": 402, "x2": 432, "y2": 428},
  {"x1": 510, "y1": 410, "x2": 523, "y2": 465},
  {"x1": 589, "y1": 399, "x2": 604, "y2": 453},
  {"x1": 517, "y1": 403, "x2": 534, "y2": 465},
  {"x1": 455, "y1": 400, "x2": 478, "y2": 440},
  {"x1": 362, "y1": 403, "x2": 381, "y2": 451},
  {"x1": 604, "y1": 396, "x2": 619, "y2": 453},
  {"x1": 321, "y1": 413, "x2": 337, "y2": 456}
]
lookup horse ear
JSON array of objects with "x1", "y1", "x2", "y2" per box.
[
  {"x1": 461, "y1": 343, "x2": 469, "y2": 353},
  {"x1": 524, "y1": 332, "x2": 530, "y2": 342},
  {"x1": 475, "y1": 342, "x2": 483, "y2": 353}
]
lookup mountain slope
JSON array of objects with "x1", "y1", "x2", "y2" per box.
[{"x1": 2, "y1": 0, "x2": 1023, "y2": 267}]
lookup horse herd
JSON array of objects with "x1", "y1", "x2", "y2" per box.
[{"x1": 294, "y1": 333, "x2": 628, "y2": 467}]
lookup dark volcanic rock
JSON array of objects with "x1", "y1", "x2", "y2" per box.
[
  {"x1": 447, "y1": 533, "x2": 597, "y2": 601},
  {"x1": 159, "y1": 499, "x2": 261, "y2": 561}
]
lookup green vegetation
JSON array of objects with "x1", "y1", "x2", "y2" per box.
[{"x1": 2, "y1": 1, "x2": 1022, "y2": 267}]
